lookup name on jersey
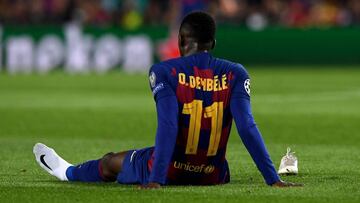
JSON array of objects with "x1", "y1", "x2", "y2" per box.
[{"x1": 178, "y1": 73, "x2": 228, "y2": 91}]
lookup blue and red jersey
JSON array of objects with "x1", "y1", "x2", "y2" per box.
[{"x1": 148, "y1": 52, "x2": 279, "y2": 185}]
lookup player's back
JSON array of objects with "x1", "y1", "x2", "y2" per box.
[{"x1": 150, "y1": 52, "x2": 250, "y2": 185}]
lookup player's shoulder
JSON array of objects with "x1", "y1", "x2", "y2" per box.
[
  {"x1": 148, "y1": 58, "x2": 182, "y2": 89},
  {"x1": 150, "y1": 57, "x2": 183, "y2": 72},
  {"x1": 214, "y1": 57, "x2": 249, "y2": 79},
  {"x1": 150, "y1": 58, "x2": 182, "y2": 85},
  {"x1": 215, "y1": 58, "x2": 251, "y2": 98}
]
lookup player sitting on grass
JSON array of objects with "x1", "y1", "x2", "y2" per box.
[{"x1": 33, "y1": 11, "x2": 301, "y2": 189}]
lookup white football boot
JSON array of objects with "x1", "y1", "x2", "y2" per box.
[
  {"x1": 33, "y1": 143, "x2": 73, "y2": 181},
  {"x1": 278, "y1": 147, "x2": 298, "y2": 175}
]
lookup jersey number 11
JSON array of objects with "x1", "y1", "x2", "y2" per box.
[{"x1": 182, "y1": 100, "x2": 224, "y2": 156}]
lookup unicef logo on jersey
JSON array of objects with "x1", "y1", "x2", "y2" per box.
[
  {"x1": 173, "y1": 161, "x2": 215, "y2": 174},
  {"x1": 244, "y1": 79, "x2": 251, "y2": 96},
  {"x1": 204, "y1": 165, "x2": 215, "y2": 174}
]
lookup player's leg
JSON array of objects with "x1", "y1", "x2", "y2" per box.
[
  {"x1": 33, "y1": 143, "x2": 72, "y2": 181},
  {"x1": 66, "y1": 151, "x2": 129, "y2": 182},
  {"x1": 33, "y1": 143, "x2": 129, "y2": 182}
]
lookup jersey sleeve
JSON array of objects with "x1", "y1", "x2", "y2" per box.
[
  {"x1": 148, "y1": 63, "x2": 178, "y2": 184},
  {"x1": 231, "y1": 64, "x2": 251, "y2": 100},
  {"x1": 230, "y1": 97, "x2": 280, "y2": 185},
  {"x1": 148, "y1": 95, "x2": 178, "y2": 184},
  {"x1": 230, "y1": 64, "x2": 280, "y2": 185},
  {"x1": 149, "y1": 64, "x2": 175, "y2": 101}
]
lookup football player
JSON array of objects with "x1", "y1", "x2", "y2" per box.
[{"x1": 34, "y1": 11, "x2": 301, "y2": 189}]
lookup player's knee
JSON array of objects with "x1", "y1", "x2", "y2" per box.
[{"x1": 100, "y1": 152, "x2": 117, "y2": 181}]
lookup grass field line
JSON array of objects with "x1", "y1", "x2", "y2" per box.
[
  {"x1": 0, "y1": 94, "x2": 153, "y2": 109},
  {"x1": 254, "y1": 89, "x2": 360, "y2": 102},
  {"x1": 0, "y1": 89, "x2": 359, "y2": 110}
]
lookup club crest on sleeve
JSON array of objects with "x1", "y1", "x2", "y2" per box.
[
  {"x1": 149, "y1": 71, "x2": 156, "y2": 88},
  {"x1": 244, "y1": 79, "x2": 251, "y2": 96}
]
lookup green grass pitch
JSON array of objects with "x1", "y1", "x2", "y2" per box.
[{"x1": 0, "y1": 66, "x2": 360, "y2": 202}]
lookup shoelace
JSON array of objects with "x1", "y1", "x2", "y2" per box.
[{"x1": 283, "y1": 147, "x2": 297, "y2": 165}]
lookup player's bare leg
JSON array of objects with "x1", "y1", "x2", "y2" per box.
[
  {"x1": 33, "y1": 143, "x2": 129, "y2": 182},
  {"x1": 98, "y1": 151, "x2": 128, "y2": 181}
]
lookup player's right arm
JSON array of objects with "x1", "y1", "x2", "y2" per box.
[{"x1": 145, "y1": 64, "x2": 178, "y2": 188}]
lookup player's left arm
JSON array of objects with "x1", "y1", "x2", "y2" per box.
[
  {"x1": 230, "y1": 64, "x2": 302, "y2": 187},
  {"x1": 231, "y1": 97, "x2": 281, "y2": 185},
  {"x1": 140, "y1": 65, "x2": 178, "y2": 189}
]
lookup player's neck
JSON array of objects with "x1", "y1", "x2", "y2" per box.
[{"x1": 184, "y1": 49, "x2": 209, "y2": 57}]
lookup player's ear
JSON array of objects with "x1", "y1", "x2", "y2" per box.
[
  {"x1": 211, "y1": 39, "x2": 216, "y2": 50},
  {"x1": 178, "y1": 34, "x2": 185, "y2": 56},
  {"x1": 180, "y1": 36, "x2": 185, "y2": 47}
]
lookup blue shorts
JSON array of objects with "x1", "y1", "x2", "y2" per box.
[
  {"x1": 116, "y1": 146, "x2": 230, "y2": 185},
  {"x1": 117, "y1": 147, "x2": 154, "y2": 185}
]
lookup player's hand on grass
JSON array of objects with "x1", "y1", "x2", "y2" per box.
[
  {"x1": 138, "y1": 182, "x2": 161, "y2": 189},
  {"x1": 272, "y1": 180, "x2": 303, "y2": 187}
]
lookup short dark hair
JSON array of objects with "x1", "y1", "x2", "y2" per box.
[{"x1": 180, "y1": 11, "x2": 216, "y2": 44}]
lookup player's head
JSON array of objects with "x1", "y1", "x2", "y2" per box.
[{"x1": 178, "y1": 11, "x2": 216, "y2": 56}]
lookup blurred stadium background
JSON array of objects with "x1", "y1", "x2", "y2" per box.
[
  {"x1": 1, "y1": 0, "x2": 360, "y2": 26},
  {"x1": 0, "y1": 0, "x2": 359, "y2": 73},
  {"x1": 1, "y1": 1, "x2": 360, "y2": 202}
]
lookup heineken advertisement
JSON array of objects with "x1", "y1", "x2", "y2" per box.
[
  {"x1": 0, "y1": 24, "x2": 359, "y2": 74},
  {"x1": 0, "y1": 24, "x2": 157, "y2": 74}
]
